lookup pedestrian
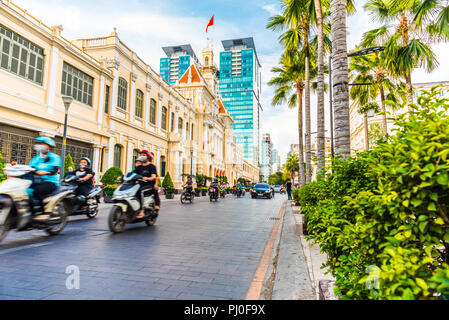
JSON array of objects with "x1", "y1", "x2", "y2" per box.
[{"x1": 286, "y1": 179, "x2": 293, "y2": 200}]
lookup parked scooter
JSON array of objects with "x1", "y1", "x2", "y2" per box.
[
  {"x1": 63, "y1": 173, "x2": 102, "y2": 219},
  {"x1": 108, "y1": 171, "x2": 158, "y2": 233},
  {"x1": 0, "y1": 165, "x2": 74, "y2": 242}
]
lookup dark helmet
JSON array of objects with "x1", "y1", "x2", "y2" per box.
[{"x1": 80, "y1": 157, "x2": 91, "y2": 166}]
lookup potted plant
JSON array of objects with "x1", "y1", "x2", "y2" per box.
[
  {"x1": 103, "y1": 184, "x2": 118, "y2": 203},
  {"x1": 101, "y1": 166, "x2": 123, "y2": 185},
  {"x1": 194, "y1": 188, "x2": 201, "y2": 197},
  {"x1": 201, "y1": 187, "x2": 208, "y2": 196},
  {"x1": 162, "y1": 172, "x2": 175, "y2": 199}
]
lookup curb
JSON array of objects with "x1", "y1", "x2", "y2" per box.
[{"x1": 270, "y1": 202, "x2": 315, "y2": 300}]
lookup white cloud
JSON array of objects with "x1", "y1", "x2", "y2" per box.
[{"x1": 262, "y1": 4, "x2": 281, "y2": 16}]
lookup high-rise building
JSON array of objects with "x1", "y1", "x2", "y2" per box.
[
  {"x1": 271, "y1": 149, "x2": 279, "y2": 172},
  {"x1": 160, "y1": 44, "x2": 199, "y2": 84},
  {"x1": 261, "y1": 134, "x2": 273, "y2": 182},
  {"x1": 218, "y1": 37, "x2": 262, "y2": 164}
]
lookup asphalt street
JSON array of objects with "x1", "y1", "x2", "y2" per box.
[{"x1": 0, "y1": 193, "x2": 285, "y2": 300}]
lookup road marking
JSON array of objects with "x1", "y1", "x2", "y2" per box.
[
  {"x1": 0, "y1": 242, "x2": 52, "y2": 255},
  {"x1": 246, "y1": 201, "x2": 286, "y2": 300}
]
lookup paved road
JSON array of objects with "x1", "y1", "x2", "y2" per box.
[{"x1": 0, "y1": 193, "x2": 286, "y2": 300}]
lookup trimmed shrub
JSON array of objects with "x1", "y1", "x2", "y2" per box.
[
  {"x1": 101, "y1": 166, "x2": 123, "y2": 185},
  {"x1": 162, "y1": 172, "x2": 175, "y2": 193},
  {"x1": 64, "y1": 154, "x2": 75, "y2": 175},
  {"x1": 0, "y1": 152, "x2": 6, "y2": 182},
  {"x1": 302, "y1": 87, "x2": 449, "y2": 300}
]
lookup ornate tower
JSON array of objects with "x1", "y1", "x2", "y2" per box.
[{"x1": 199, "y1": 38, "x2": 218, "y2": 95}]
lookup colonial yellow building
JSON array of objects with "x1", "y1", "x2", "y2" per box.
[
  {"x1": 349, "y1": 81, "x2": 449, "y2": 155},
  {"x1": 0, "y1": 0, "x2": 259, "y2": 188}
]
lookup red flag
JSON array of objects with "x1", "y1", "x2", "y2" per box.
[{"x1": 206, "y1": 15, "x2": 214, "y2": 33}]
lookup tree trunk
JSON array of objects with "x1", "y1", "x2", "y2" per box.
[
  {"x1": 331, "y1": 0, "x2": 351, "y2": 158},
  {"x1": 304, "y1": 38, "x2": 312, "y2": 183},
  {"x1": 314, "y1": 0, "x2": 326, "y2": 176},
  {"x1": 364, "y1": 113, "x2": 369, "y2": 151},
  {"x1": 297, "y1": 85, "x2": 305, "y2": 188},
  {"x1": 379, "y1": 82, "x2": 388, "y2": 136},
  {"x1": 406, "y1": 72, "x2": 413, "y2": 110}
]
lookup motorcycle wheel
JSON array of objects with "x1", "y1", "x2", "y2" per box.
[
  {"x1": 45, "y1": 201, "x2": 69, "y2": 236},
  {"x1": 145, "y1": 213, "x2": 158, "y2": 226},
  {"x1": 108, "y1": 205, "x2": 126, "y2": 233},
  {"x1": 86, "y1": 207, "x2": 98, "y2": 219},
  {"x1": 0, "y1": 216, "x2": 11, "y2": 242},
  {"x1": 180, "y1": 194, "x2": 186, "y2": 204}
]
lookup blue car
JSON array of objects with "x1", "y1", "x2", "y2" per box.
[{"x1": 250, "y1": 183, "x2": 273, "y2": 199}]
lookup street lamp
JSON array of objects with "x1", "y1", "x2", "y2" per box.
[
  {"x1": 190, "y1": 146, "x2": 194, "y2": 176},
  {"x1": 328, "y1": 46, "x2": 385, "y2": 159},
  {"x1": 60, "y1": 95, "x2": 73, "y2": 180}
]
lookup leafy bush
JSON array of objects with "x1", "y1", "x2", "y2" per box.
[
  {"x1": 0, "y1": 152, "x2": 6, "y2": 182},
  {"x1": 64, "y1": 154, "x2": 75, "y2": 175},
  {"x1": 162, "y1": 172, "x2": 174, "y2": 193},
  {"x1": 302, "y1": 87, "x2": 449, "y2": 300},
  {"x1": 103, "y1": 184, "x2": 118, "y2": 196},
  {"x1": 100, "y1": 166, "x2": 123, "y2": 185}
]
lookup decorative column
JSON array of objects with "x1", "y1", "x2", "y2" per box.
[
  {"x1": 107, "y1": 58, "x2": 120, "y2": 117},
  {"x1": 126, "y1": 139, "x2": 133, "y2": 173},
  {"x1": 47, "y1": 45, "x2": 59, "y2": 114},
  {"x1": 174, "y1": 151, "x2": 180, "y2": 183},
  {"x1": 145, "y1": 83, "x2": 151, "y2": 127},
  {"x1": 156, "y1": 148, "x2": 161, "y2": 175},
  {"x1": 97, "y1": 75, "x2": 105, "y2": 130},
  {"x1": 92, "y1": 145, "x2": 101, "y2": 174},
  {"x1": 107, "y1": 136, "x2": 115, "y2": 168},
  {"x1": 130, "y1": 73, "x2": 137, "y2": 122}
]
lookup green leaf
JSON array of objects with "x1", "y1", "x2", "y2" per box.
[
  {"x1": 416, "y1": 278, "x2": 428, "y2": 291},
  {"x1": 385, "y1": 236, "x2": 400, "y2": 246},
  {"x1": 402, "y1": 288, "x2": 415, "y2": 300},
  {"x1": 428, "y1": 202, "x2": 437, "y2": 211},
  {"x1": 419, "y1": 222, "x2": 428, "y2": 233},
  {"x1": 437, "y1": 174, "x2": 449, "y2": 186}
]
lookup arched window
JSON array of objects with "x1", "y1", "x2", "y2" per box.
[
  {"x1": 117, "y1": 77, "x2": 128, "y2": 110},
  {"x1": 150, "y1": 99, "x2": 157, "y2": 125},
  {"x1": 161, "y1": 106, "x2": 167, "y2": 130},
  {"x1": 135, "y1": 89, "x2": 143, "y2": 118},
  {"x1": 178, "y1": 117, "x2": 183, "y2": 134},
  {"x1": 170, "y1": 112, "x2": 175, "y2": 132},
  {"x1": 160, "y1": 156, "x2": 166, "y2": 177},
  {"x1": 205, "y1": 56, "x2": 209, "y2": 66},
  {"x1": 186, "y1": 121, "x2": 189, "y2": 138},
  {"x1": 113, "y1": 144, "x2": 122, "y2": 168},
  {"x1": 191, "y1": 123, "x2": 194, "y2": 140},
  {"x1": 133, "y1": 149, "x2": 140, "y2": 165}
]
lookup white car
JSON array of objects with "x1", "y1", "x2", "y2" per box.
[{"x1": 272, "y1": 185, "x2": 282, "y2": 193}]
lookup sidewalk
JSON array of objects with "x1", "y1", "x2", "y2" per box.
[{"x1": 291, "y1": 203, "x2": 338, "y2": 300}]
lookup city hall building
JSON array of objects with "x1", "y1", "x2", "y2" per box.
[{"x1": 0, "y1": 0, "x2": 259, "y2": 187}]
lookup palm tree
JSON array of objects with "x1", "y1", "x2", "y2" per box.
[
  {"x1": 285, "y1": 152, "x2": 300, "y2": 183},
  {"x1": 363, "y1": 0, "x2": 441, "y2": 107},
  {"x1": 330, "y1": 0, "x2": 351, "y2": 158},
  {"x1": 349, "y1": 49, "x2": 397, "y2": 136},
  {"x1": 267, "y1": 0, "x2": 317, "y2": 184},
  {"x1": 269, "y1": 51, "x2": 307, "y2": 187}
]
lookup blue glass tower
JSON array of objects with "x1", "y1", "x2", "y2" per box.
[
  {"x1": 218, "y1": 38, "x2": 262, "y2": 164},
  {"x1": 160, "y1": 45, "x2": 198, "y2": 84}
]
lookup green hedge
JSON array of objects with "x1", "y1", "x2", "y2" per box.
[
  {"x1": 0, "y1": 152, "x2": 5, "y2": 182},
  {"x1": 101, "y1": 166, "x2": 123, "y2": 185},
  {"x1": 301, "y1": 88, "x2": 449, "y2": 300}
]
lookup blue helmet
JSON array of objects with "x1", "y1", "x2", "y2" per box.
[
  {"x1": 80, "y1": 157, "x2": 91, "y2": 166},
  {"x1": 35, "y1": 136, "x2": 55, "y2": 147}
]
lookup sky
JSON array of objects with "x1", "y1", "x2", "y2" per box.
[{"x1": 13, "y1": 0, "x2": 449, "y2": 164}]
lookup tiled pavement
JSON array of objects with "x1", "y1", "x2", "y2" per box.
[{"x1": 0, "y1": 193, "x2": 286, "y2": 300}]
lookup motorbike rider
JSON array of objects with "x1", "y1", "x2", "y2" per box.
[
  {"x1": 134, "y1": 150, "x2": 159, "y2": 219},
  {"x1": 210, "y1": 177, "x2": 219, "y2": 197},
  {"x1": 28, "y1": 137, "x2": 62, "y2": 217},
  {"x1": 72, "y1": 157, "x2": 95, "y2": 210},
  {"x1": 184, "y1": 176, "x2": 194, "y2": 196}
]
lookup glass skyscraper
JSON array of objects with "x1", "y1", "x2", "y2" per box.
[
  {"x1": 218, "y1": 38, "x2": 262, "y2": 164},
  {"x1": 160, "y1": 45, "x2": 198, "y2": 84}
]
